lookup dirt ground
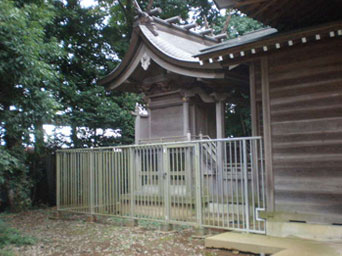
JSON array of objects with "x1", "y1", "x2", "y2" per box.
[{"x1": 1, "y1": 208, "x2": 255, "y2": 256}]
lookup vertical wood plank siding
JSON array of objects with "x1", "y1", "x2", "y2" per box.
[
  {"x1": 268, "y1": 38, "x2": 342, "y2": 223},
  {"x1": 261, "y1": 57, "x2": 274, "y2": 213}
]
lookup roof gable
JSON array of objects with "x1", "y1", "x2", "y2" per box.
[{"x1": 99, "y1": 12, "x2": 228, "y2": 91}]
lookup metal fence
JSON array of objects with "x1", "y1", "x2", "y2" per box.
[{"x1": 57, "y1": 137, "x2": 266, "y2": 234}]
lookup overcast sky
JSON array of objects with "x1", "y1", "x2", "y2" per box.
[{"x1": 80, "y1": 0, "x2": 96, "y2": 8}]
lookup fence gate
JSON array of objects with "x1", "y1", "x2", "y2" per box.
[
  {"x1": 164, "y1": 144, "x2": 199, "y2": 224},
  {"x1": 57, "y1": 137, "x2": 266, "y2": 234},
  {"x1": 199, "y1": 138, "x2": 266, "y2": 233}
]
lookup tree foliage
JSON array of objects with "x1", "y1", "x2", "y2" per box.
[
  {"x1": 0, "y1": 0, "x2": 61, "y2": 210},
  {"x1": 47, "y1": 0, "x2": 139, "y2": 148}
]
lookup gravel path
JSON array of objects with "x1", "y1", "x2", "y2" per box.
[{"x1": 2, "y1": 208, "x2": 254, "y2": 256}]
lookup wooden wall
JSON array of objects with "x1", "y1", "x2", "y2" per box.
[
  {"x1": 266, "y1": 38, "x2": 342, "y2": 224},
  {"x1": 190, "y1": 98, "x2": 216, "y2": 138},
  {"x1": 149, "y1": 93, "x2": 184, "y2": 139},
  {"x1": 145, "y1": 91, "x2": 218, "y2": 142}
]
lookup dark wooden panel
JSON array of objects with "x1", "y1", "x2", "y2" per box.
[
  {"x1": 275, "y1": 201, "x2": 342, "y2": 218},
  {"x1": 271, "y1": 105, "x2": 342, "y2": 122},
  {"x1": 270, "y1": 79, "x2": 342, "y2": 99},
  {"x1": 272, "y1": 117, "x2": 342, "y2": 135},
  {"x1": 269, "y1": 70, "x2": 342, "y2": 93},
  {"x1": 271, "y1": 95, "x2": 342, "y2": 113},
  {"x1": 273, "y1": 144, "x2": 342, "y2": 154},
  {"x1": 268, "y1": 39, "x2": 342, "y2": 223},
  {"x1": 275, "y1": 166, "x2": 342, "y2": 178},
  {"x1": 272, "y1": 131, "x2": 342, "y2": 144},
  {"x1": 273, "y1": 158, "x2": 342, "y2": 169},
  {"x1": 151, "y1": 105, "x2": 183, "y2": 138}
]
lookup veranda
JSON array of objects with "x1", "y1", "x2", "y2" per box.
[{"x1": 56, "y1": 137, "x2": 266, "y2": 234}]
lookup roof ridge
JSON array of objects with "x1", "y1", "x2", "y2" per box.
[{"x1": 152, "y1": 16, "x2": 219, "y2": 43}]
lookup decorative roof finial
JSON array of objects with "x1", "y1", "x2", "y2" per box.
[
  {"x1": 133, "y1": 0, "x2": 143, "y2": 14},
  {"x1": 133, "y1": 0, "x2": 158, "y2": 36}
]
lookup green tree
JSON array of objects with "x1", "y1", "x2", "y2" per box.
[
  {"x1": 214, "y1": 9, "x2": 263, "y2": 38},
  {"x1": 48, "y1": 0, "x2": 139, "y2": 148},
  {"x1": 48, "y1": 0, "x2": 217, "y2": 148},
  {"x1": 0, "y1": 0, "x2": 61, "y2": 210},
  {"x1": 215, "y1": 10, "x2": 263, "y2": 137}
]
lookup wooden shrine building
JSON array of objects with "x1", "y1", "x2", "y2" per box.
[
  {"x1": 99, "y1": 7, "x2": 254, "y2": 144},
  {"x1": 195, "y1": 0, "x2": 342, "y2": 239}
]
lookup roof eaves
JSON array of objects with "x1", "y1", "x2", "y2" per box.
[
  {"x1": 98, "y1": 31, "x2": 141, "y2": 88},
  {"x1": 198, "y1": 28, "x2": 278, "y2": 56},
  {"x1": 195, "y1": 21, "x2": 342, "y2": 62},
  {"x1": 213, "y1": 0, "x2": 236, "y2": 9},
  {"x1": 195, "y1": 28, "x2": 277, "y2": 57}
]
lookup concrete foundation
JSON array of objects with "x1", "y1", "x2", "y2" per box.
[
  {"x1": 266, "y1": 220, "x2": 342, "y2": 241},
  {"x1": 205, "y1": 232, "x2": 342, "y2": 256}
]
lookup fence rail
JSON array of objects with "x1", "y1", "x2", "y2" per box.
[{"x1": 57, "y1": 137, "x2": 266, "y2": 233}]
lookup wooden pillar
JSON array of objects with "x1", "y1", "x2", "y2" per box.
[
  {"x1": 134, "y1": 107, "x2": 149, "y2": 144},
  {"x1": 249, "y1": 62, "x2": 260, "y2": 212},
  {"x1": 249, "y1": 62, "x2": 258, "y2": 137},
  {"x1": 134, "y1": 115, "x2": 141, "y2": 144},
  {"x1": 215, "y1": 100, "x2": 225, "y2": 139},
  {"x1": 261, "y1": 57, "x2": 274, "y2": 212},
  {"x1": 215, "y1": 99, "x2": 225, "y2": 199},
  {"x1": 183, "y1": 97, "x2": 190, "y2": 139}
]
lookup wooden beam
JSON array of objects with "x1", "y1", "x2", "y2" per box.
[
  {"x1": 215, "y1": 100, "x2": 225, "y2": 139},
  {"x1": 235, "y1": 0, "x2": 268, "y2": 7},
  {"x1": 142, "y1": 73, "x2": 173, "y2": 85},
  {"x1": 295, "y1": 1, "x2": 330, "y2": 28},
  {"x1": 281, "y1": 0, "x2": 309, "y2": 29},
  {"x1": 148, "y1": 7, "x2": 162, "y2": 16},
  {"x1": 199, "y1": 29, "x2": 213, "y2": 36},
  {"x1": 165, "y1": 16, "x2": 181, "y2": 24},
  {"x1": 249, "y1": 62, "x2": 257, "y2": 136},
  {"x1": 183, "y1": 23, "x2": 197, "y2": 30},
  {"x1": 183, "y1": 97, "x2": 190, "y2": 136},
  {"x1": 253, "y1": 0, "x2": 277, "y2": 20},
  {"x1": 261, "y1": 57, "x2": 274, "y2": 213},
  {"x1": 261, "y1": 0, "x2": 292, "y2": 27}
]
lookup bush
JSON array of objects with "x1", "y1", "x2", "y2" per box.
[
  {"x1": 0, "y1": 219, "x2": 35, "y2": 249},
  {"x1": 0, "y1": 147, "x2": 33, "y2": 212}
]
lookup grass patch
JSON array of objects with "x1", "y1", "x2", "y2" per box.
[{"x1": 0, "y1": 219, "x2": 35, "y2": 254}]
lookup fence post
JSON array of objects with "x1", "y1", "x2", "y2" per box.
[
  {"x1": 194, "y1": 143, "x2": 202, "y2": 227},
  {"x1": 56, "y1": 152, "x2": 61, "y2": 211},
  {"x1": 163, "y1": 146, "x2": 170, "y2": 223},
  {"x1": 243, "y1": 139, "x2": 250, "y2": 232},
  {"x1": 89, "y1": 151, "x2": 95, "y2": 215},
  {"x1": 129, "y1": 148, "x2": 135, "y2": 218}
]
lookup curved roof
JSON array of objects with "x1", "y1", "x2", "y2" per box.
[{"x1": 99, "y1": 15, "x2": 227, "y2": 91}]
